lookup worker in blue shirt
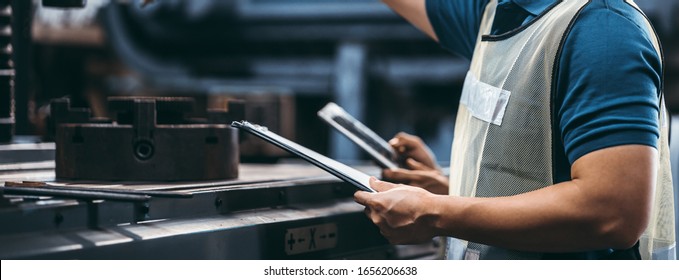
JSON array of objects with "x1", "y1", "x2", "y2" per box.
[{"x1": 354, "y1": 0, "x2": 676, "y2": 260}]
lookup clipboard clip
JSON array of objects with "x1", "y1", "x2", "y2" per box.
[{"x1": 232, "y1": 121, "x2": 268, "y2": 132}]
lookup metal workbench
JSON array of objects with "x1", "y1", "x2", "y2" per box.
[{"x1": 0, "y1": 158, "x2": 438, "y2": 259}]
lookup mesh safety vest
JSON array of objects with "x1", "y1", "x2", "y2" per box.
[{"x1": 445, "y1": 0, "x2": 676, "y2": 260}]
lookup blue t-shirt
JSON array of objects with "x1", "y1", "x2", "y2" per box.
[
  {"x1": 427, "y1": 0, "x2": 662, "y2": 258},
  {"x1": 427, "y1": 0, "x2": 662, "y2": 184}
]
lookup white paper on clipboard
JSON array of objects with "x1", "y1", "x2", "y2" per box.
[{"x1": 232, "y1": 121, "x2": 376, "y2": 193}]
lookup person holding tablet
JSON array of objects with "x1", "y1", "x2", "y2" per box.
[{"x1": 354, "y1": 0, "x2": 676, "y2": 260}]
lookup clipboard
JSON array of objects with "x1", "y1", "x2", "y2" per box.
[
  {"x1": 317, "y1": 102, "x2": 399, "y2": 170},
  {"x1": 232, "y1": 121, "x2": 376, "y2": 193}
]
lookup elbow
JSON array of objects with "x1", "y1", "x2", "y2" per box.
[
  {"x1": 595, "y1": 211, "x2": 649, "y2": 250},
  {"x1": 593, "y1": 188, "x2": 652, "y2": 250},
  {"x1": 568, "y1": 144, "x2": 657, "y2": 251},
  {"x1": 602, "y1": 227, "x2": 644, "y2": 250}
]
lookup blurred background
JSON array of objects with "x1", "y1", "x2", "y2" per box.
[
  {"x1": 3, "y1": 0, "x2": 674, "y2": 168},
  {"x1": 0, "y1": 0, "x2": 677, "y2": 260},
  {"x1": 5, "y1": 0, "x2": 678, "y2": 163}
]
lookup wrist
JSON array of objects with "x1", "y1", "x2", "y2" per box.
[
  {"x1": 425, "y1": 194, "x2": 471, "y2": 238},
  {"x1": 420, "y1": 193, "x2": 449, "y2": 236}
]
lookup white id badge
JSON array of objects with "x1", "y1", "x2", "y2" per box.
[{"x1": 460, "y1": 71, "x2": 511, "y2": 126}]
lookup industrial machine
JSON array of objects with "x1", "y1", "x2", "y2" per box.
[
  {"x1": 1, "y1": 161, "x2": 435, "y2": 259},
  {"x1": 0, "y1": 0, "x2": 437, "y2": 260},
  {"x1": 51, "y1": 96, "x2": 241, "y2": 181},
  {"x1": 1, "y1": 93, "x2": 438, "y2": 258}
]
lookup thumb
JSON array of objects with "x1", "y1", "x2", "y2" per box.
[
  {"x1": 369, "y1": 177, "x2": 397, "y2": 192},
  {"x1": 354, "y1": 190, "x2": 372, "y2": 206}
]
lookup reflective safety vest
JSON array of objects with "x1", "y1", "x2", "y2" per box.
[{"x1": 445, "y1": 0, "x2": 676, "y2": 260}]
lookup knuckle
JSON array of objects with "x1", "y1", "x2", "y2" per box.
[{"x1": 371, "y1": 200, "x2": 386, "y2": 212}]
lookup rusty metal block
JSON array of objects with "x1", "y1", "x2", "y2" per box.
[{"x1": 53, "y1": 97, "x2": 242, "y2": 181}]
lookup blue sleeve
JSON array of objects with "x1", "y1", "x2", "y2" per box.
[
  {"x1": 426, "y1": 0, "x2": 491, "y2": 59},
  {"x1": 556, "y1": 7, "x2": 662, "y2": 164}
]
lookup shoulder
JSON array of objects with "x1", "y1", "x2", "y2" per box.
[
  {"x1": 565, "y1": 0, "x2": 660, "y2": 57},
  {"x1": 426, "y1": 0, "x2": 492, "y2": 59},
  {"x1": 558, "y1": 0, "x2": 662, "y2": 89},
  {"x1": 554, "y1": 0, "x2": 663, "y2": 164}
]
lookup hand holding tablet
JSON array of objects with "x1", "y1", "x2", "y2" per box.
[{"x1": 317, "y1": 102, "x2": 400, "y2": 170}]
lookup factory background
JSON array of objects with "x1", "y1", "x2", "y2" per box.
[
  {"x1": 16, "y1": 0, "x2": 678, "y2": 164},
  {"x1": 0, "y1": 0, "x2": 677, "y2": 260}
]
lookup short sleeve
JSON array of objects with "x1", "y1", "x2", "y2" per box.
[
  {"x1": 556, "y1": 7, "x2": 663, "y2": 164},
  {"x1": 426, "y1": 0, "x2": 491, "y2": 59}
]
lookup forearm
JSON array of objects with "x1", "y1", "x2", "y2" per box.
[
  {"x1": 430, "y1": 183, "x2": 622, "y2": 252},
  {"x1": 427, "y1": 146, "x2": 654, "y2": 252},
  {"x1": 382, "y1": 0, "x2": 438, "y2": 41}
]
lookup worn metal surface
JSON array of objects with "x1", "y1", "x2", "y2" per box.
[
  {"x1": 2, "y1": 185, "x2": 151, "y2": 202},
  {"x1": 53, "y1": 97, "x2": 242, "y2": 181},
  {"x1": 0, "y1": 200, "x2": 390, "y2": 260},
  {"x1": 0, "y1": 142, "x2": 55, "y2": 164},
  {"x1": 0, "y1": 162, "x2": 416, "y2": 260},
  {"x1": 4, "y1": 180, "x2": 192, "y2": 198},
  {"x1": 211, "y1": 93, "x2": 297, "y2": 161}
]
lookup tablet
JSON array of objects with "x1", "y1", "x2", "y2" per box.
[
  {"x1": 232, "y1": 121, "x2": 376, "y2": 193},
  {"x1": 317, "y1": 102, "x2": 399, "y2": 170}
]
